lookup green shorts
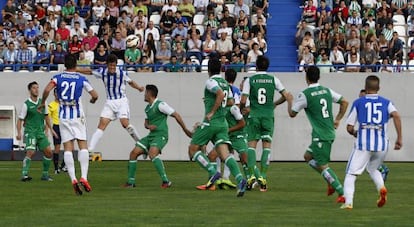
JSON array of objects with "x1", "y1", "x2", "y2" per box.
[
  {"x1": 246, "y1": 116, "x2": 274, "y2": 142},
  {"x1": 230, "y1": 135, "x2": 248, "y2": 154},
  {"x1": 191, "y1": 121, "x2": 231, "y2": 146},
  {"x1": 24, "y1": 131, "x2": 50, "y2": 151},
  {"x1": 306, "y1": 139, "x2": 333, "y2": 166},
  {"x1": 135, "y1": 135, "x2": 168, "y2": 153}
]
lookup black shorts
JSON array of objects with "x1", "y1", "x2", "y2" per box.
[{"x1": 52, "y1": 124, "x2": 61, "y2": 145}]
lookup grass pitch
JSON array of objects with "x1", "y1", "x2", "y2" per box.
[{"x1": 0, "y1": 161, "x2": 412, "y2": 226}]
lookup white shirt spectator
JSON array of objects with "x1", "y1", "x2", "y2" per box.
[
  {"x1": 145, "y1": 27, "x2": 160, "y2": 42},
  {"x1": 93, "y1": 5, "x2": 106, "y2": 19},
  {"x1": 84, "y1": 50, "x2": 94, "y2": 63}
]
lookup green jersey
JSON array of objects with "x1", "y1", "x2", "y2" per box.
[
  {"x1": 19, "y1": 98, "x2": 47, "y2": 134},
  {"x1": 145, "y1": 99, "x2": 175, "y2": 137},
  {"x1": 226, "y1": 105, "x2": 245, "y2": 138},
  {"x1": 204, "y1": 75, "x2": 231, "y2": 123},
  {"x1": 291, "y1": 83, "x2": 343, "y2": 141},
  {"x1": 242, "y1": 72, "x2": 285, "y2": 117}
]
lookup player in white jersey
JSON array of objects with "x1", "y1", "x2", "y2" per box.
[
  {"x1": 85, "y1": 54, "x2": 144, "y2": 155},
  {"x1": 39, "y1": 54, "x2": 99, "y2": 195},
  {"x1": 341, "y1": 75, "x2": 402, "y2": 209}
]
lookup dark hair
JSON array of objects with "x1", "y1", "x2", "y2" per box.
[
  {"x1": 64, "y1": 54, "x2": 77, "y2": 69},
  {"x1": 306, "y1": 66, "x2": 320, "y2": 83},
  {"x1": 365, "y1": 75, "x2": 380, "y2": 91},
  {"x1": 208, "y1": 57, "x2": 221, "y2": 75},
  {"x1": 107, "y1": 54, "x2": 118, "y2": 64},
  {"x1": 256, "y1": 55, "x2": 269, "y2": 71},
  {"x1": 146, "y1": 84, "x2": 158, "y2": 97},
  {"x1": 27, "y1": 81, "x2": 38, "y2": 90},
  {"x1": 225, "y1": 68, "x2": 237, "y2": 83}
]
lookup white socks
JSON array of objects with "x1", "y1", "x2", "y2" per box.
[
  {"x1": 64, "y1": 151, "x2": 76, "y2": 182},
  {"x1": 216, "y1": 157, "x2": 221, "y2": 173},
  {"x1": 343, "y1": 174, "x2": 357, "y2": 205},
  {"x1": 126, "y1": 124, "x2": 140, "y2": 141},
  {"x1": 89, "y1": 128, "x2": 104, "y2": 151},
  {"x1": 78, "y1": 149, "x2": 89, "y2": 180},
  {"x1": 368, "y1": 168, "x2": 385, "y2": 191}
]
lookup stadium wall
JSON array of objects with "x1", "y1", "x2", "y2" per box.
[{"x1": 0, "y1": 72, "x2": 412, "y2": 162}]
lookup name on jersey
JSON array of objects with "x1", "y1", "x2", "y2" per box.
[
  {"x1": 361, "y1": 124, "x2": 383, "y2": 130},
  {"x1": 252, "y1": 79, "x2": 273, "y2": 83},
  {"x1": 61, "y1": 74, "x2": 80, "y2": 79},
  {"x1": 310, "y1": 89, "x2": 327, "y2": 96}
]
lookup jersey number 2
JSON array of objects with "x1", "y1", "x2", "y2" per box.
[
  {"x1": 320, "y1": 98, "x2": 329, "y2": 118},
  {"x1": 61, "y1": 81, "x2": 76, "y2": 100}
]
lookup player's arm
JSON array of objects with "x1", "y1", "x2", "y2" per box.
[
  {"x1": 39, "y1": 81, "x2": 56, "y2": 112},
  {"x1": 171, "y1": 112, "x2": 192, "y2": 138},
  {"x1": 83, "y1": 79, "x2": 98, "y2": 103},
  {"x1": 144, "y1": 118, "x2": 157, "y2": 131},
  {"x1": 390, "y1": 109, "x2": 402, "y2": 150},
  {"x1": 240, "y1": 78, "x2": 250, "y2": 111},
  {"x1": 274, "y1": 78, "x2": 288, "y2": 108},
  {"x1": 128, "y1": 80, "x2": 145, "y2": 92},
  {"x1": 76, "y1": 67, "x2": 93, "y2": 75},
  {"x1": 334, "y1": 97, "x2": 349, "y2": 129},
  {"x1": 228, "y1": 105, "x2": 245, "y2": 133},
  {"x1": 287, "y1": 92, "x2": 306, "y2": 118},
  {"x1": 16, "y1": 103, "x2": 27, "y2": 141}
]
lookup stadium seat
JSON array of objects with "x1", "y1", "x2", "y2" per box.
[
  {"x1": 407, "y1": 37, "x2": 414, "y2": 48},
  {"x1": 247, "y1": 67, "x2": 256, "y2": 73},
  {"x1": 58, "y1": 64, "x2": 65, "y2": 72},
  {"x1": 193, "y1": 14, "x2": 205, "y2": 25},
  {"x1": 407, "y1": 59, "x2": 414, "y2": 71},
  {"x1": 393, "y1": 15, "x2": 406, "y2": 26},
  {"x1": 150, "y1": 14, "x2": 161, "y2": 26},
  {"x1": 196, "y1": 25, "x2": 205, "y2": 36},
  {"x1": 201, "y1": 58, "x2": 209, "y2": 72},
  {"x1": 226, "y1": 4, "x2": 235, "y2": 16},
  {"x1": 394, "y1": 26, "x2": 406, "y2": 37},
  {"x1": 28, "y1": 47, "x2": 37, "y2": 62},
  {"x1": 90, "y1": 25, "x2": 99, "y2": 35},
  {"x1": 403, "y1": 48, "x2": 407, "y2": 60}
]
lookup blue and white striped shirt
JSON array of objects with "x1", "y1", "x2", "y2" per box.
[
  {"x1": 52, "y1": 71, "x2": 94, "y2": 120},
  {"x1": 93, "y1": 67, "x2": 131, "y2": 100},
  {"x1": 346, "y1": 94, "x2": 397, "y2": 152}
]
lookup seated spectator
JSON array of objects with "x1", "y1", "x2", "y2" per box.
[
  {"x1": 250, "y1": 31, "x2": 268, "y2": 54},
  {"x1": 38, "y1": 32, "x2": 54, "y2": 52},
  {"x1": 134, "y1": 21, "x2": 146, "y2": 39},
  {"x1": 3, "y1": 42, "x2": 18, "y2": 65},
  {"x1": 366, "y1": 13, "x2": 376, "y2": 29},
  {"x1": 46, "y1": 12, "x2": 59, "y2": 31},
  {"x1": 251, "y1": 16, "x2": 267, "y2": 37},
  {"x1": 317, "y1": 52, "x2": 335, "y2": 73},
  {"x1": 160, "y1": 9, "x2": 176, "y2": 35},
  {"x1": 295, "y1": 20, "x2": 314, "y2": 46},
  {"x1": 171, "y1": 21, "x2": 188, "y2": 39},
  {"x1": 234, "y1": 21, "x2": 250, "y2": 43},
  {"x1": 52, "y1": 33, "x2": 68, "y2": 51},
  {"x1": 156, "y1": 34, "x2": 171, "y2": 53},
  {"x1": 15, "y1": 11, "x2": 28, "y2": 29},
  {"x1": 111, "y1": 32, "x2": 127, "y2": 60},
  {"x1": 62, "y1": 0, "x2": 75, "y2": 24},
  {"x1": 77, "y1": 0, "x2": 91, "y2": 27},
  {"x1": 298, "y1": 45, "x2": 314, "y2": 72},
  {"x1": 346, "y1": 10, "x2": 362, "y2": 30},
  {"x1": 389, "y1": 31, "x2": 404, "y2": 61},
  {"x1": 42, "y1": 22, "x2": 55, "y2": 41},
  {"x1": 161, "y1": 0, "x2": 178, "y2": 16},
  {"x1": 220, "y1": 54, "x2": 230, "y2": 72},
  {"x1": 56, "y1": 21, "x2": 71, "y2": 43},
  {"x1": 94, "y1": 42, "x2": 109, "y2": 67},
  {"x1": 150, "y1": 0, "x2": 166, "y2": 15},
  {"x1": 178, "y1": 0, "x2": 195, "y2": 23},
  {"x1": 16, "y1": 41, "x2": 33, "y2": 71},
  {"x1": 379, "y1": 58, "x2": 393, "y2": 72},
  {"x1": 2, "y1": 0, "x2": 17, "y2": 23},
  {"x1": 171, "y1": 41, "x2": 186, "y2": 64},
  {"x1": 235, "y1": 10, "x2": 249, "y2": 28},
  {"x1": 118, "y1": 11, "x2": 132, "y2": 28},
  {"x1": 69, "y1": 35, "x2": 82, "y2": 60},
  {"x1": 47, "y1": 0, "x2": 62, "y2": 22},
  {"x1": 71, "y1": 12, "x2": 87, "y2": 32},
  {"x1": 202, "y1": 34, "x2": 216, "y2": 58},
  {"x1": 183, "y1": 57, "x2": 197, "y2": 72},
  {"x1": 171, "y1": 35, "x2": 186, "y2": 52},
  {"x1": 155, "y1": 41, "x2": 172, "y2": 65},
  {"x1": 35, "y1": 44, "x2": 50, "y2": 70},
  {"x1": 382, "y1": 22, "x2": 394, "y2": 41},
  {"x1": 360, "y1": 42, "x2": 378, "y2": 72},
  {"x1": 360, "y1": 23, "x2": 376, "y2": 45},
  {"x1": 187, "y1": 24, "x2": 201, "y2": 38},
  {"x1": 217, "y1": 21, "x2": 232, "y2": 40},
  {"x1": 137, "y1": 56, "x2": 153, "y2": 72},
  {"x1": 165, "y1": 56, "x2": 183, "y2": 72},
  {"x1": 24, "y1": 20, "x2": 40, "y2": 47},
  {"x1": 317, "y1": 9, "x2": 332, "y2": 29},
  {"x1": 101, "y1": 7, "x2": 117, "y2": 29},
  {"x1": 316, "y1": 32, "x2": 330, "y2": 53},
  {"x1": 302, "y1": 0, "x2": 317, "y2": 23},
  {"x1": 83, "y1": 43, "x2": 94, "y2": 63},
  {"x1": 194, "y1": 0, "x2": 209, "y2": 14},
  {"x1": 234, "y1": 0, "x2": 250, "y2": 18},
  {"x1": 175, "y1": 10, "x2": 189, "y2": 27},
  {"x1": 317, "y1": 0, "x2": 332, "y2": 18},
  {"x1": 133, "y1": 10, "x2": 149, "y2": 29},
  {"x1": 135, "y1": 0, "x2": 148, "y2": 17},
  {"x1": 238, "y1": 30, "x2": 251, "y2": 55},
  {"x1": 125, "y1": 43, "x2": 141, "y2": 70},
  {"x1": 393, "y1": 58, "x2": 405, "y2": 72},
  {"x1": 77, "y1": 51, "x2": 91, "y2": 67},
  {"x1": 50, "y1": 43, "x2": 67, "y2": 69},
  {"x1": 346, "y1": 30, "x2": 361, "y2": 52},
  {"x1": 92, "y1": 0, "x2": 106, "y2": 25},
  {"x1": 251, "y1": 8, "x2": 267, "y2": 27},
  {"x1": 252, "y1": 0, "x2": 269, "y2": 15},
  {"x1": 230, "y1": 52, "x2": 244, "y2": 72},
  {"x1": 344, "y1": 45, "x2": 360, "y2": 64},
  {"x1": 145, "y1": 21, "x2": 160, "y2": 42},
  {"x1": 391, "y1": 0, "x2": 408, "y2": 19},
  {"x1": 348, "y1": 0, "x2": 361, "y2": 17},
  {"x1": 209, "y1": 0, "x2": 224, "y2": 18},
  {"x1": 345, "y1": 53, "x2": 360, "y2": 72},
  {"x1": 82, "y1": 29, "x2": 100, "y2": 51},
  {"x1": 332, "y1": 0, "x2": 349, "y2": 21},
  {"x1": 108, "y1": 0, "x2": 119, "y2": 18},
  {"x1": 215, "y1": 32, "x2": 233, "y2": 59},
  {"x1": 204, "y1": 12, "x2": 219, "y2": 39},
  {"x1": 186, "y1": 32, "x2": 202, "y2": 63},
  {"x1": 70, "y1": 21, "x2": 86, "y2": 40},
  {"x1": 220, "y1": 9, "x2": 236, "y2": 28},
  {"x1": 329, "y1": 45, "x2": 345, "y2": 70},
  {"x1": 142, "y1": 43, "x2": 155, "y2": 68}
]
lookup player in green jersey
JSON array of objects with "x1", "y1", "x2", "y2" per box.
[
  {"x1": 189, "y1": 57, "x2": 247, "y2": 197},
  {"x1": 286, "y1": 66, "x2": 349, "y2": 203},
  {"x1": 16, "y1": 81, "x2": 56, "y2": 182},
  {"x1": 123, "y1": 84, "x2": 192, "y2": 188},
  {"x1": 240, "y1": 55, "x2": 290, "y2": 191}
]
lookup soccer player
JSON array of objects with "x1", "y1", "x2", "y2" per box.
[
  {"x1": 286, "y1": 66, "x2": 349, "y2": 203},
  {"x1": 359, "y1": 89, "x2": 390, "y2": 181},
  {"x1": 123, "y1": 84, "x2": 192, "y2": 188},
  {"x1": 240, "y1": 55, "x2": 290, "y2": 191},
  {"x1": 341, "y1": 75, "x2": 402, "y2": 209},
  {"x1": 39, "y1": 54, "x2": 98, "y2": 195},
  {"x1": 48, "y1": 89, "x2": 66, "y2": 173},
  {"x1": 86, "y1": 54, "x2": 144, "y2": 155},
  {"x1": 17, "y1": 81, "x2": 55, "y2": 182},
  {"x1": 188, "y1": 57, "x2": 247, "y2": 197}
]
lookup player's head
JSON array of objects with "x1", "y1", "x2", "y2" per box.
[
  {"x1": 64, "y1": 54, "x2": 77, "y2": 70},
  {"x1": 145, "y1": 84, "x2": 158, "y2": 102},
  {"x1": 107, "y1": 54, "x2": 118, "y2": 74},
  {"x1": 208, "y1": 57, "x2": 221, "y2": 77},
  {"x1": 305, "y1": 66, "x2": 320, "y2": 84},
  {"x1": 225, "y1": 68, "x2": 237, "y2": 84},
  {"x1": 256, "y1": 55, "x2": 269, "y2": 71},
  {"x1": 27, "y1": 81, "x2": 39, "y2": 97},
  {"x1": 359, "y1": 89, "x2": 366, "y2": 97},
  {"x1": 365, "y1": 75, "x2": 380, "y2": 93}
]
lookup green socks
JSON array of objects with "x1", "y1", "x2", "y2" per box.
[
  {"x1": 242, "y1": 163, "x2": 250, "y2": 179},
  {"x1": 152, "y1": 156, "x2": 169, "y2": 182},
  {"x1": 193, "y1": 151, "x2": 216, "y2": 176},
  {"x1": 22, "y1": 156, "x2": 31, "y2": 176},
  {"x1": 42, "y1": 156, "x2": 52, "y2": 177},
  {"x1": 321, "y1": 167, "x2": 344, "y2": 195},
  {"x1": 224, "y1": 156, "x2": 244, "y2": 184},
  {"x1": 261, "y1": 148, "x2": 271, "y2": 179},
  {"x1": 127, "y1": 160, "x2": 137, "y2": 184},
  {"x1": 247, "y1": 147, "x2": 262, "y2": 179}
]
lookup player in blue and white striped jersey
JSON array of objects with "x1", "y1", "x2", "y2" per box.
[
  {"x1": 85, "y1": 54, "x2": 145, "y2": 155},
  {"x1": 341, "y1": 75, "x2": 402, "y2": 209},
  {"x1": 40, "y1": 54, "x2": 99, "y2": 195}
]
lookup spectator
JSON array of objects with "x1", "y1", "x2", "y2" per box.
[
  {"x1": 298, "y1": 45, "x2": 314, "y2": 72},
  {"x1": 175, "y1": 10, "x2": 189, "y2": 27},
  {"x1": 145, "y1": 33, "x2": 157, "y2": 56},
  {"x1": 391, "y1": 0, "x2": 408, "y2": 19},
  {"x1": 37, "y1": 32, "x2": 53, "y2": 52},
  {"x1": 71, "y1": 12, "x2": 87, "y2": 32},
  {"x1": 230, "y1": 53, "x2": 244, "y2": 72},
  {"x1": 108, "y1": 0, "x2": 120, "y2": 18},
  {"x1": 220, "y1": 54, "x2": 230, "y2": 72},
  {"x1": 62, "y1": 0, "x2": 75, "y2": 24},
  {"x1": 209, "y1": 0, "x2": 224, "y2": 18},
  {"x1": 316, "y1": 32, "x2": 330, "y2": 53},
  {"x1": 160, "y1": 9, "x2": 176, "y2": 35},
  {"x1": 250, "y1": 16, "x2": 267, "y2": 37},
  {"x1": 317, "y1": 52, "x2": 335, "y2": 73},
  {"x1": 52, "y1": 33, "x2": 68, "y2": 51},
  {"x1": 217, "y1": 21, "x2": 232, "y2": 40},
  {"x1": 250, "y1": 31, "x2": 268, "y2": 53},
  {"x1": 125, "y1": 43, "x2": 141, "y2": 70},
  {"x1": 46, "y1": 12, "x2": 59, "y2": 31},
  {"x1": 360, "y1": 23, "x2": 376, "y2": 46},
  {"x1": 317, "y1": 0, "x2": 332, "y2": 18},
  {"x1": 346, "y1": 10, "x2": 363, "y2": 30},
  {"x1": 101, "y1": 8, "x2": 118, "y2": 29},
  {"x1": 35, "y1": 44, "x2": 50, "y2": 70},
  {"x1": 382, "y1": 22, "x2": 394, "y2": 41},
  {"x1": 82, "y1": 29, "x2": 100, "y2": 51},
  {"x1": 366, "y1": 14, "x2": 376, "y2": 29},
  {"x1": 122, "y1": 0, "x2": 135, "y2": 17},
  {"x1": 215, "y1": 32, "x2": 233, "y2": 59},
  {"x1": 47, "y1": 0, "x2": 62, "y2": 21},
  {"x1": 178, "y1": 0, "x2": 195, "y2": 23},
  {"x1": 360, "y1": 42, "x2": 378, "y2": 72},
  {"x1": 234, "y1": 0, "x2": 250, "y2": 18},
  {"x1": 145, "y1": 21, "x2": 160, "y2": 42},
  {"x1": 186, "y1": 32, "x2": 202, "y2": 63},
  {"x1": 344, "y1": 45, "x2": 360, "y2": 64},
  {"x1": 202, "y1": 33, "x2": 216, "y2": 58},
  {"x1": 187, "y1": 24, "x2": 201, "y2": 38},
  {"x1": 77, "y1": 51, "x2": 91, "y2": 66},
  {"x1": 204, "y1": 13, "x2": 219, "y2": 39},
  {"x1": 348, "y1": 0, "x2": 362, "y2": 16},
  {"x1": 393, "y1": 58, "x2": 405, "y2": 72},
  {"x1": 94, "y1": 42, "x2": 109, "y2": 67},
  {"x1": 235, "y1": 10, "x2": 249, "y2": 28},
  {"x1": 389, "y1": 32, "x2": 404, "y2": 61},
  {"x1": 92, "y1": 0, "x2": 106, "y2": 24},
  {"x1": 379, "y1": 58, "x2": 393, "y2": 72},
  {"x1": 137, "y1": 55, "x2": 152, "y2": 72},
  {"x1": 7, "y1": 29, "x2": 22, "y2": 50},
  {"x1": 118, "y1": 11, "x2": 132, "y2": 28},
  {"x1": 171, "y1": 41, "x2": 186, "y2": 64},
  {"x1": 16, "y1": 41, "x2": 33, "y2": 71},
  {"x1": 332, "y1": 0, "x2": 349, "y2": 20},
  {"x1": 2, "y1": 0, "x2": 17, "y2": 23},
  {"x1": 3, "y1": 42, "x2": 18, "y2": 65},
  {"x1": 150, "y1": 0, "x2": 166, "y2": 15},
  {"x1": 142, "y1": 43, "x2": 155, "y2": 67},
  {"x1": 111, "y1": 32, "x2": 127, "y2": 60},
  {"x1": 56, "y1": 21, "x2": 71, "y2": 42},
  {"x1": 238, "y1": 30, "x2": 251, "y2": 55},
  {"x1": 171, "y1": 21, "x2": 188, "y2": 39},
  {"x1": 302, "y1": 0, "x2": 317, "y2": 23},
  {"x1": 70, "y1": 21, "x2": 86, "y2": 40},
  {"x1": 329, "y1": 45, "x2": 345, "y2": 70},
  {"x1": 295, "y1": 20, "x2": 314, "y2": 46},
  {"x1": 83, "y1": 42, "x2": 94, "y2": 63},
  {"x1": 346, "y1": 30, "x2": 361, "y2": 52},
  {"x1": 69, "y1": 35, "x2": 82, "y2": 59},
  {"x1": 165, "y1": 56, "x2": 182, "y2": 72},
  {"x1": 101, "y1": 33, "x2": 113, "y2": 52},
  {"x1": 330, "y1": 32, "x2": 346, "y2": 52},
  {"x1": 162, "y1": 0, "x2": 178, "y2": 16},
  {"x1": 116, "y1": 21, "x2": 128, "y2": 38},
  {"x1": 194, "y1": 0, "x2": 209, "y2": 14},
  {"x1": 233, "y1": 44, "x2": 246, "y2": 64},
  {"x1": 345, "y1": 53, "x2": 361, "y2": 72},
  {"x1": 155, "y1": 41, "x2": 171, "y2": 65},
  {"x1": 24, "y1": 20, "x2": 40, "y2": 47},
  {"x1": 50, "y1": 43, "x2": 67, "y2": 69},
  {"x1": 252, "y1": 0, "x2": 269, "y2": 14},
  {"x1": 15, "y1": 11, "x2": 28, "y2": 28},
  {"x1": 134, "y1": 0, "x2": 148, "y2": 17},
  {"x1": 77, "y1": 0, "x2": 92, "y2": 27},
  {"x1": 251, "y1": 8, "x2": 267, "y2": 26},
  {"x1": 220, "y1": 9, "x2": 236, "y2": 28}
]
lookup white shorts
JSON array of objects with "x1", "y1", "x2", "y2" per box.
[
  {"x1": 345, "y1": 148, "x2": 388, "y2": 175},
  {"x1": 60, "y1": 118, "x2": 88, "y2": 143},
  {"x1": 100, "y1": 97, "x2": 130, "y2": 120}
]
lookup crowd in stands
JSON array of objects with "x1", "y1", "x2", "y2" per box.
[
  {"x1": 296, "y1": 0, "x2": 414, "y2": 73},
  {"x1": 0, "y1": 0, "x2": 269, "y2": 72}
]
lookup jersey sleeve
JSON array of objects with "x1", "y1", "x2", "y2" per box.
[
  {"x1": 122, "y1": 69, "x2": 132, "y2": 83},
  {"x1": 83, "y1": 77, "x2": 94, "y2": 92},
  {"x1": 241, "y1": 78, "x2": 250, "y2": 96},
  {"x1": 230, "y1": 105, "x2": 243, "y2": 121},
  {"x1": 329, "y1": 88, "x2": 343, "y2": 103},
  {"x1": 51, "y1": 75, "x2": 58, "y2": 85},
  {"x1": 43, "y1": 101, "x2": 49, "y2": 115},
  {"x1": 18, "y1": 103, "x2": 28, "y2": 120},
  {"x1": 388, "y1": 101, "x2": 397, "y2": 114},
  {"x1": 274, "y1": 77, "x2": 286, "y2": 93},
  {"x1": 92, "y1": 67, "x2": 104, "y2": 79},
  {"x1": 291, "y1": 92, "x2": 307, "y2": 113},
  {"x1": 346, "y1": 101, "x2": 358, "y2": 126},
  {"x1": 158, "y1": 101, "x2": 175, "y2": 116},
  {"x1": 205, "y1": 78, "x2": 220, "y2": 93}
]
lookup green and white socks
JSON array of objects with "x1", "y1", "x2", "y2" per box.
[
  {"x1": 321, "y1": 167, "x2": 344, "y2": 195},
  {"x1": 22, "y1": 156, "x2": 31, "y2": 176}
]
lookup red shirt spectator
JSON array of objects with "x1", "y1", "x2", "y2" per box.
[
  {"x1": 56, "y1": 22, "x2": 70, "y2": 41},
  {"x1": 303, "y1": 0, "x2": 317, "y2": 22},
  {"x1": 82, "y1": 29, "x2": 100, "y2": 51},
  {"x1": 332, "y1": 0, "x2": 349, "y2": 21}
]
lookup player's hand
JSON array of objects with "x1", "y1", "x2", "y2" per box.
[
  {"x1": 334, "y1": 120, "x2": 340, "y2": 129},
  {"x1": 37, "y1": 103, "x2": 45, "y2": 113},
  {"x1": 147, "y1": 125, "x2": 157, "y2": 131},
  {"x1": 184, "y1": 128, "x2": 193, "y2": 138},
  {"x1": 206, "y1": 111, "x2": 214, "y2": 121},
  {"x1": 90, "y1": 98, "x2": 97, "y2": 104},
  {"x1": 16, "y1": 133, "x2": 22, "y2": 141},
  {"x1": 52, "y1": 129, "x2": 59, "y2": 139},
  {"x1": 138, "y1": 86, "x2": 144, "y2": 92},
  {"x1": 394, "y1": 139, "x2": 402, "y2": 150}
]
